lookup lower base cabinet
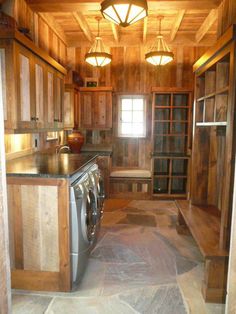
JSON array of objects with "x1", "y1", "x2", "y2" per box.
[{"x1": 7, "y1": 177, "x2": 71, "y2": 291}]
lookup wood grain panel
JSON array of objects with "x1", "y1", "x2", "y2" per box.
[
  {"x1": 21, "y1": 185, "x2": 41, "y2": 270},
  {"x1": 39, "y1": 186, "x2": 59, "y2": 271}
]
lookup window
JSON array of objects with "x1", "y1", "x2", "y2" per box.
[{"x1": 118, "y1": 95, "x2": 146, "y2": 137}]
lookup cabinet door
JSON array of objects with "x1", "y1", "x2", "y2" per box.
[
  {"x1": 0, "y1": 47, "x2": 9, "y2": 127},
  {"x1": 54, "y1": 71, "x2": 64, "y2": 128},
  {"x1": 80, "y1": 92, "x2": 93, "y2": 128},
  {"x1": 64, "y1": 88, "x2": 74, "y2": 129},
  {"x1": 34, "y1": 57, "x2": 45, "y2": 128},
  {"x1": 74, "y1": 89, "x2": 80, "y2": 129},
  {"x1": 45, "y1": 66, "x2": 55, "y2": 128},
  {"x1": 95, "y1": 92, "x2": 112, "y2": 129},
  {"x1": 16, "y1": 43, "x2": 35, "y2": 129}
]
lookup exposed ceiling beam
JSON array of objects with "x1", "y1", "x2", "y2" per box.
[
  {"x1": 195, "y1": 9, "x2": 218, "y2": 43},
  {"x1": 67, "y1": 32, "x2": 217, "y2": 48},
  {"x1": 72, "y1": 12, "x2": 93, "y2": 42},
  {"x1": 38, "y1": 13, "x2": 67, "y2": 44},
  {"x1": 26, "y1": 0, "x2": 221, "y2": 12},
  {"x1": 110, "y1": 23, "x2": 120, "y2": 43},
  {"x1": 143, "y1": 17, "x2": 148, "y2": 44},
  {"x1": 170, "y1": 10, "x2": 185, "y2": 41}
]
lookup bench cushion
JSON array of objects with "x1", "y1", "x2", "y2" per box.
[{"x1": 110, "y1": 169, "x2": 151, "y2": 178}]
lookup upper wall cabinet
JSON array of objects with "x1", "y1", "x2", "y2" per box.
[
  {"x1": 0, "y1": 30, "x2": 67, "y2": 132},
  {"x1": 79, "y1": 87, "x2": 113, "y2": 130},
  {"x1": 64, "y1": 84, "x2": 80, "y2": 130}
]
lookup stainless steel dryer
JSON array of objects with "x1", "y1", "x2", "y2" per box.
[
  {"x1": 70, "y1": 171, "x2": 98, "y2": 288},
  {"x1": 89, "y1": 163, "x2": 105, "y2": 221}
]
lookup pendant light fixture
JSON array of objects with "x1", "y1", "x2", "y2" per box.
[
  {"x1": 101, "y1": 0, "x2": 148, "y2": 27},
  {"x1": 85, "y1": 17, "x2": 112, "y2": 67},
  {"x1": 145, "y1": 16, "x2": 174, "y2": 66}
]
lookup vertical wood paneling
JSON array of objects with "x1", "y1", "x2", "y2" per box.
[
  {"x1": 218, "y1": 0, "x2": 236, "y2": 37},
  {"x1": 39, "y1": 186, "x2": 59, "y2": 271},
  {"x1": 21, "y1": 185, "x2": 41, "y2": 270},
  {"x1": 74, "y1": 46, "x2": 207, "y2": 169},
  {"x1": 38, "y1": 17, "x2": 49, "y2": 53}
]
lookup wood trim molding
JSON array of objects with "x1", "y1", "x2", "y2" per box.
[
  {"x1": 143, "y1": 17, "x2": 148, "y2": 44},
  {"x1": 111, "y1": 22, "x2": 120, "y2": 43},
  {"x1": 170, "y1": 10, "x2": 185, "y2": 41},
  {"x1": 0, "y1": 30, "x2": 67, "y2": 74},
  {"x1": 193, "y1": 24, "x2": 236, "y2": 72},
  {"x1": 26, "y1": 0, "x2": 221, "y2": 12},
  {"x1": 195, "y1": 9, "x2": 218, "y2": 43},
  {"x1": 38, "y1": 13, "x2": 68, "y2": 45},
  {"x1": 72, "y1": 12, "x2": 93, "y2": 43}
]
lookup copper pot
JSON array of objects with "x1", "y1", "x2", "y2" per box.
[{"x1": 67, "y1": 131, "x2": 84, "y2": 153}]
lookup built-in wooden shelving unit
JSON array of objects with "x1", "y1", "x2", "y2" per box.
[{"x1": 151, "y1": 88, "x2": 192, "y2": 198}]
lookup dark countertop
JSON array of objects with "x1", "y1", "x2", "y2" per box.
[
  {"x1": 80, "y1": 145, "x2": 112, "y2": 156},
  {"x1": 6, "y1": 153, "x2": 98, "y2": 179}
]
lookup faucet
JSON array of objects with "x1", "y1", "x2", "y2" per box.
[{"x1": 56, "y1": 145, "x2": 71, "y2": 154}]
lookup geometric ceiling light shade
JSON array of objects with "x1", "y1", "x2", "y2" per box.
[
  {"x1": 85, "y1": 17, "x2": 112, "y2": 67},
  {"x1": 101, "y1": 0, "x2": 148, "y2": 27},
  {"x1": 145, "y1": 16, "x2": 174, "y2": 66}
]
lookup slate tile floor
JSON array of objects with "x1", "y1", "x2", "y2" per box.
[{"x1": 12, "y1": 200, "x2": 225, "y2": 314}]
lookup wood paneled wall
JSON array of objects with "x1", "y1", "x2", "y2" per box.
[
  {"x1": 70, "y1": 45, "x2": 207, "y2": 169},
  {"x1": 218, "y1": 0, "x2": 236, "y2": 37},
  {"x1": 2, "y1": 0, "x2": 67, "y2": 67}
]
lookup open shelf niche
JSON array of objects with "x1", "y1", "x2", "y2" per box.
[{"x1": 151, "y1": 88, "x2": 192, "y2": 198}]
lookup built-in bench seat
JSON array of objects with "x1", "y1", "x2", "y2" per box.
[
  {"x1": 176, "y1": 200, "x2": 229, "y2": 303},
  {"x1": 109, "y1": 169, "x2": 151, "y2": 199}
]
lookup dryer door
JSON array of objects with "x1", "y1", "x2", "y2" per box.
[{"x1": 84, "y1": 189, "x2": 97, "y2": 243}]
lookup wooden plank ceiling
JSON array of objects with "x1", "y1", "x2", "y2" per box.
[{"x1": 27, "y1": 0, "x2": 221, "y2": 47}]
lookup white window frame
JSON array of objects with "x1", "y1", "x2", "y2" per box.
[{"x1": 117, "y1": 95, "x2": 147, "y2": 138}]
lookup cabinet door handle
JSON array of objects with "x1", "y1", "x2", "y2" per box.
[
  {"x1": 36, "y1": 117, "x2": 39, "y2": 121},
  {"x1": 31, "y1": 117, "x2": 36, "y2": 121}
]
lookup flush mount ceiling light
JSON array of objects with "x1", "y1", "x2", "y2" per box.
[
  {"x1": 101, "y1": 0, "x2": 148, "y2": 27},
  {"x1": 145, "y1": 16, "x2": 174, "y2": 66},
  {"x1": 85, "y1": 17, "x2": 112, "y2": 67}
]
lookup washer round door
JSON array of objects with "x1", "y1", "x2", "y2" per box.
[{"x1": 82, "y1": 189, "x2": 98, "y2": 243}]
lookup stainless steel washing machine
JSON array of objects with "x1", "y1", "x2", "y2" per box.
[{"x1": 70, "y1": 170, "x2": 98, "y2": 288}]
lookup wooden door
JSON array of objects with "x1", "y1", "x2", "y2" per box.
[
  {"x1": 54, "y1": 71, "x2": 64, "y2": 129},
  {"x1": 80, "y1": 92, "x2": 93, "y2": 128},
  {"x1": 34, "y1": 56, "x2": 46, "y2": 128},
  {"x1": 15, "y1": 43, "x2": 35, "y2": 129},
  {"x1": 64, "y1": 87, "x2": 74, "y2": 129}
]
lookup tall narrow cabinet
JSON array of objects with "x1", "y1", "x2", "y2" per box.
[
  {"x1": 176, "y1": 25, "x2": 236, "y2": 303},
  {"x1": 192, "y1": 26, "x2": 236, "y2": 249},
  {"x1": 151, "y1": 88, "x2": 192, "y2": 199}
]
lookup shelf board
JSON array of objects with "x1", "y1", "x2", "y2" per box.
[
  {"x1": 153, "y1": 133, "x2": 188, "y2": 137},
  {"x1": 197, "y1": 86, "x2": 229, "y2": 102},
  {"x1": 153, "y1": 175, "x2": 188, "y2": 178},
  {"x1": 196, "y1": 122, "x2": 227, "y2": 126},
  {"x1": 154, "y1": 120, "x2": 188, "y2": 123},
  {"x1": 152, "y1": 153, "x2": 190, "y2": 158},
  {"x1": 154, "y1": 106, "x2": 190, "y2": 109}
]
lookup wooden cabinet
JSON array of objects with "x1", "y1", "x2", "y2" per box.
[
  {"x1": 192, "y1": 26, "x2": 236, "y2": 248},
  {"x1": 7, "y1": 176, "x2": 70, "y2": 292},
  {"x1": 64, "y1": 84, "x2": 80, "y2": 129},
  {"x1": 151, "y1": 88, "x2": 192, "y2": 198},
  {"x1": 79, "y1": 87, "x2": 112, "y2": 129},
  {"x1": 0, "y1": 30, "x2": 66, "y2": 132},
  {"x1": 176, "y1": 25, "x2": 236, "y2": 303}
]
